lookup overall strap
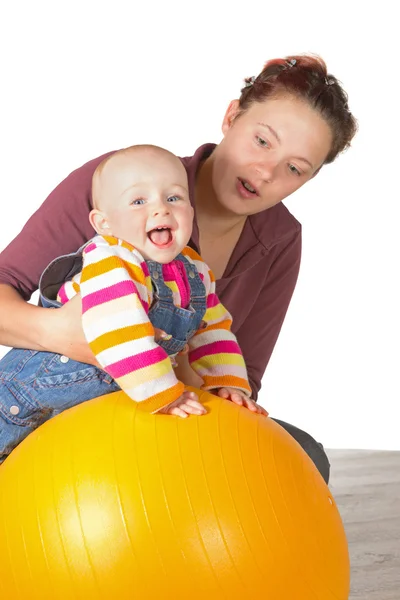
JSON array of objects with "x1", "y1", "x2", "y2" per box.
[
  {"x1": 178, "y1": 253, "x2": 206, "y2": 300},
  {"x1": 145, "y1": 260, "x2": 174, "y2": 301}
]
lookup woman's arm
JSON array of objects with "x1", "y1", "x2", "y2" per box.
[
  {"x1": 0, "y1": 151, "x2": 115, "y2": 353},
  {"x1": 0, "y1": 284, "x2": 99, "y2": 364},
  {"x1": 0, "y1": 284, "x2": 50, "y2": 350}
]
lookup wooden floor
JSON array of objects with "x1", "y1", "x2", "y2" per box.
[{"x1": 327, "y1": 449, "x2": 400, "y2": 599}]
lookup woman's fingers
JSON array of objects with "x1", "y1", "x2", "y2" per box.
[{"x1": 54, "y1": 295, "x2": 98, "y2": 365}]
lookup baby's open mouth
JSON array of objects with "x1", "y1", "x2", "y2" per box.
[{"x1": 147, "y1": 227, "x2": 173, "y2": 247}]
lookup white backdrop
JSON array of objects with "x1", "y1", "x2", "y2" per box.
[{"x1": 0, "y1": 1, "x2": 398, "y2": 449}]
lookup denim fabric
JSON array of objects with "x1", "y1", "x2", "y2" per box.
[
  {"x1": 0, "y1": 348, "x2": 120, "y2": 463},
  {"x1": 146, "y1": 253, "x2": 207, "y2": 356},
  {"x1": 0, "y1": 249, "x2": 207, "y2": 464},
  {"x1": 38, "y1": 240, "x2": 89, "y2": 308}
]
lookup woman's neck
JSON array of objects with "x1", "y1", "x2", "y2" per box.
[{"x1": 195, "y1": 155, "x2": 246, "y2": 237}]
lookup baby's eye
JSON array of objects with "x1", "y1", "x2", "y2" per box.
[
  {"x1": 256, "y1": 136, "x2": 270, "y2": 148},
  {"x1": 131, "y1": 198, "x2": 145, "y2": 205},
  {"x1": 288, "y1": 164, "x2": 301, "y2": 176},
  {"x1": 167, "y1": 195, "x2": 181, "y2": 202}
]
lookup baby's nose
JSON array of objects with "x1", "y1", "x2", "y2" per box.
[{"x1": 153, "y1": 204, "x2": 170, "y2": 216}]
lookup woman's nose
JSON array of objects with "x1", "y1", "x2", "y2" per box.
[{"x1": 255, "y1": 159, "x2": 278, "y2": 183}]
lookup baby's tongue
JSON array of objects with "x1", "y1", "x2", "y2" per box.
[{"x1": 149, "y1": 229, "x2": 170, "y2": 245}]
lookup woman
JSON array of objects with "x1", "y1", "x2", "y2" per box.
[{"x1": 0, "y1": 54, "x2": 357, "y2": 482}]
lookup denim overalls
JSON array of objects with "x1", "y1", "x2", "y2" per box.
[
  {"x1": 0, "y1": 244, "x2": 206, "y2": 463},
  {"x1": 146, "y1": 254, "x2": 206, "y2": 356}
]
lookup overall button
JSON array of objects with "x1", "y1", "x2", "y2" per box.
[
  {"x1": 60, "y1": 355, "x2": 69, "y2": 364},
  {"x1": 188, "y1": 270, "x2": 195, "y2": 278},
  {"x1": 153, "y1": 271, "x2": 159, "y2": 280},
  {"x1": 9, "y1": 405, "x2": 20, "y2": 416}
]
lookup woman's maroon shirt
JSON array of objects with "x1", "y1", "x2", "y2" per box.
[{"x1": 0, "y1": 144, "x2": 302, "y2": 399}]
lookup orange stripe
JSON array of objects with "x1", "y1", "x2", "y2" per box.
[
  {"x1": 124, "y1": 262, "x2": 148, "y2": 286},
  {"x1": 182, "y1": 246, "x2": 216, "y2": 282},
  {"x1": 103, "y1": 235, "x2": 120, "y2": 246},
  {"x1": 136, "y1": 381, "x2": 186, "y2": 414},
  {"x1": 182, "y1": 246, "x2": 202, "y2": 262},
  {"x1": 193, "y1": 319, "x2": 231, "y2": 335},
  {"x1": 80, "y1": 255, "x2": 145, "y2": 284},
  {"x1": 120, "y1": 239, "x2": 136, "y2": 252},
  {"x1": 89, "y1": 323, "x2": 154, "y2": 355},
  {"x1": 202, "y1": 374, "x2": 252, "y2": 392}
]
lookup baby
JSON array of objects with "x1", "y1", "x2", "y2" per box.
[{"x1": 0, "y1": 145, "x2": 266, "y2": 463}]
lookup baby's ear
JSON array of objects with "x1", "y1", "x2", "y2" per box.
[{"x1": 89, "y1": 209, "x2": 111, "y2": 235}]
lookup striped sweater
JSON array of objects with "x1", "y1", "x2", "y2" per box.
[{"x1": 58, "y1": 235, "x2": 251, "y2": 413}]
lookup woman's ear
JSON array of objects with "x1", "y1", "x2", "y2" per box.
[
  {"x1": 222, "y1": 99, "x2": 241, "y2": 135},
  {"x1": 89, "y1": 209, "x2": 111, "y2": 235}
]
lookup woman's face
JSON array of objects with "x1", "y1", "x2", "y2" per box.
[{"x1": 212, "y1": 94, "x2": 333, "y2": 216}]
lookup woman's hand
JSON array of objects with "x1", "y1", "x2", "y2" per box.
[
  {"x1": 41, "y1": 294, "x2": 98, "y2": 364},
  {"x1": 212, "y1": 387, "x2": 269, "y2": 416},
  {"x1": 42, "y1": 294, "x2": 170, "y2": 366}
]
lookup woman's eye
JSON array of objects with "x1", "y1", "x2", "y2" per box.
[
  {"x1": 167, "y1": 195, "x2": 180, "y2": 202},
  {"x1": 131, "y1": 198, "x2": 145, "y2": 205},
  {"x1": 256, "y1": 136, "x2": 269, "y2": 148},
  {"x1": 288, "y1": 164, "x2": 301, "y2": 176}
]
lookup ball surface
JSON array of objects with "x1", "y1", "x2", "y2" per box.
[{"x1": 0, "y1": 390, "x2": 349, "y2": 599}]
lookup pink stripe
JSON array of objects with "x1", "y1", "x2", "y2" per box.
[
  {"x1": 190, "y1": 340, "x2": 241, "y2": 363},
  {"x1": 162, "y1": 263, "x2": 176, "y2": 282},
  {"x1": 207, "y1": 293, "x2": 219, "y2": 308},
  {"x1": 162, "y1": 261, "x2": 190, "y2": 308},
  {"x1": 141, "y1": 261, "x2": 150, "y2": 278},
  {"x1": 106, "y1": 346, "x2": 167, "y2": 379},
  {"x1": 57, "y1": 284, "x2": 69, "y2": 305},
  {"x1": 175, "y1": 262, "x2": 189, "y2": 308},
  {"x1": 84, "y1": 243, "x2": 97, "y2": 253},
  {"x1": 82, "y1": 279, "x2": 139, "y2": 312}
]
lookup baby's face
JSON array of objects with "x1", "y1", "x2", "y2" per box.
[{"x1": 95, "y1": 150, "x2": 194, "y2": 263}]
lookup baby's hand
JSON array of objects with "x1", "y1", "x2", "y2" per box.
[
  {"x1": 157, "y1": 390, "x2": 207, "y2": 419},
  {"x1": 213, "y1": 387, "x2": 268, "y2": 416}
]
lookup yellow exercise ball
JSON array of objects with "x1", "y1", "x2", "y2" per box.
[{"x1": 0, "y1": 389, "x2": 349, "y2": 600}]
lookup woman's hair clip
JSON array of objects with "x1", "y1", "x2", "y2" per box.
[
  {"x1": 244, "y1": 76, "x2": 256, "y2": 88},
  {"x1": 325, "y1": 76, "x2": 334, "y2": 86},
  {"x1": 286, "y1": 59, "x2": 297, "y2": 68}
]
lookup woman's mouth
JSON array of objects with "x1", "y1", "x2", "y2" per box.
[
  {"x1": 237, "y1": 178, "x2": 259, "y2": 199},
  {"x1": 147, "y1": 227, "x2": 174, "y2": 248}
]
